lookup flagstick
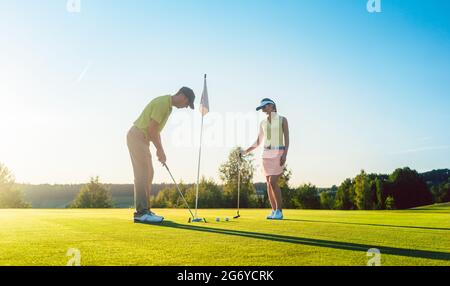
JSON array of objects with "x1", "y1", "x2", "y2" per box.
[
  {"x1": 194, "y1": 114, "x2": 204, "y2": 218},
  {"x1": 195, "y1": 74, "x2": 207, "y2": 218}
]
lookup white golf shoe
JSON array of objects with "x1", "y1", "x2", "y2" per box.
[
  {"x1": 272, "y1": 209, "x2": 283, "y2": 220},
  {"x1": 266, "y1": 210, "x2": 275, "y2": 219},
  {"x1": 134, "y1": 211, "x2": 164, "y2": 224}
]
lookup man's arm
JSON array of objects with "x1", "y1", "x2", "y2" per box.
[{"x1": 147, "y1": 119, "x2": 166, "y2": 163}]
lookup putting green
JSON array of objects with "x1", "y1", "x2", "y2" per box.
[{"x1": 0, "y1": 204, "x2": 449, "y2": 265}]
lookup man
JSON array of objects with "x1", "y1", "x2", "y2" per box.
[{"x1": 127, "y1": 87, "x2": 195, "y2": 223}]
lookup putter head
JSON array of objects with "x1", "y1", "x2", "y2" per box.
[
  {"x1": 233, "y1": 215, "x2": 240, "y2": 219},
  {"x1": 191, "y1": 218, "x2": 205, "y2": 223}
]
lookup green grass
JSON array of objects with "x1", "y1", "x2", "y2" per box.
[{"x1": 0, "y1": 204, "x2": 449, "y2": 266}]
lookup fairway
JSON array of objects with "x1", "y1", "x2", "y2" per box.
[{"x1": 0, "y1": 205, "x2": 449, "y2": 266}]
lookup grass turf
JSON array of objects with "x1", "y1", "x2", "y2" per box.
[{"x1": 0, "y1": 204, "x2": 449, "y2": 266}]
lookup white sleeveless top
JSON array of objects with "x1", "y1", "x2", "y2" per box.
[{"x1": 261, "y1": 113, "x2": 285, "y2": 149}]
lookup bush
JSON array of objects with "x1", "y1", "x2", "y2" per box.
[
  {"x1": 320, "y1": 191, "x2": 335, "y2": 210},
  {"x1": 185, "y1": 177, "x2": 225, "y2": 208},
  {"x1": 219, "y1": 147, "x2": 256, "y2": 208},
  {"x1": 70, "y1": 177, "x2": 113, "y2": 208},
  {"x1": 431, "y1": 180, "x2": 450, "y2": 203},
  {"x1": 389, "y1": 168, "x2": 433, "y2": 209},
  {"x1": 385, "y1": 196, "x2": 395, "y2": 210},
  {"x1": 334, "y1": 179, "x2": 354, "y2": 210},
  {"x1": 0, "y1": 163, "x2": 31, "y2": 208},
  {"x1": 293, "y1": 184, "x2": 320, "y2": 209}
]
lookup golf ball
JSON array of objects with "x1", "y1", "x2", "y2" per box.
[
  {"x1": 216, "y1": 217, "x2": 220, "y2": 222},
  {"x1": 225, "y1": 218, "x2": 229, "y2": 222}
]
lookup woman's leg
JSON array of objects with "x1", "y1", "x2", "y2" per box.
[
  {"x1": 266, "y1": 176, "x2": 276, "y2": 210},
  {"x1": 269, "y1": 175, "x2": 282, "y2": 210}
]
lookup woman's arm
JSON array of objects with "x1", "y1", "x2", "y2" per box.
[
  {"x1": 280, "y1": 117, "x2": 289, "y2": 165},
  {"x1": 244, "y1": 125, "x2": 264, "y2": 154}
]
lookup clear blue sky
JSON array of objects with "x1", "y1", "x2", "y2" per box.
[{"x1": 1, "y1": 0, "x2": 449, "y2": 187}]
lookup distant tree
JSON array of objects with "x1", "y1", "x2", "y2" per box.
[
  {"x1": 320, "y1": 191, "x2": 335, "y2": 210},
  {"x1": 441, "y1": 181, "x2": 450, "y2": 203},
  {"x1": 0, "y1": 163, "x2": 31, "y2": 208},
  {"x1": 151, "y1": 181, "x2": 188, "y2": 208},
  {"x1": 330, "y1": 185, "x2": 338, "y2": 193},
  {"x1": 185, "y1": 177, "x2": 224, "y2": 208},
  {"x1": 70, "y1": 177, "x2": 113, "y2": 208},
  {"x1": 334, "y1": 178, "x2": 354, "y2": 210},
  {"x1": 278, "y1": 167, "x2": 292, "y2": 190},
  {"x1": 372, "y1": 178, "x2": 385, "y2": 209},
  {"x1": 355, "y1": 170, "x2": 372, "y2": 210},
  {"x1": 368, "y1": 179, "x2": 377, "y2": 210},
  {"x1": 254, "y1": 186, "x2": 269, "y2": 208},
  {"x1": 293, "y1": 183, "x2": 320, "y2": 209},
  {"x1": 389, "y1": 167, "x2": 433, "y2": 209},
  {"x1": 279, "y1": 167, "x2": 297, "y2": 209},
  {"x1": 421, "y1": 169, "x2": 450, "y2": 186},
  {"x1": 151, "y1": 187, "x2": 172, "y2": 208},
  {"x1": 219, "y1": 147, "x2": 256, "y2": 208},
  {"x1": 431, "y1": 179, "x2": 450, "y2": 203}
]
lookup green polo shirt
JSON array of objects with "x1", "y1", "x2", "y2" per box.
[{"x1": 133, "y1": 95, "x2": 173, "y2": 138}]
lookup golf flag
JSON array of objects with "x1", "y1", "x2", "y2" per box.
[
  {"x1": 194, "y1": 74, "x2": 209, "y2": 218},
  {"x1": 200, "y1": 74, "x2": 209, "y2": 116}
]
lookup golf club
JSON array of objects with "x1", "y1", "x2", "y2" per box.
[
  {"x1": 163, "y1": 163, "x2": 206, "y2": 223},
  {"x1": 233, "y1": 151, "x2": 242, "y2": 219}
]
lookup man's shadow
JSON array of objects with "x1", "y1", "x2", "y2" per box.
[{"x1": 155, "y1": 221, "x2": 450, "y2": 262}]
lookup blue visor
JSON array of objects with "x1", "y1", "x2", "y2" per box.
[{"x1": 256, "y1": 99, "x2": 275, "y2": 111}]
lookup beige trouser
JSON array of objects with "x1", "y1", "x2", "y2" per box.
[{"x1": 127, "y1": 126, "x2": 154, "y2": 214}]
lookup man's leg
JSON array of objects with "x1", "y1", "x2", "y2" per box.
[{"x1": 127, "y1": 128, "x2": 151, "y2": 214}]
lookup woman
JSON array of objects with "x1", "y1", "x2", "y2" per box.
[{"x1": 242, "y1": 98, "x2": 289, "y2": 220}]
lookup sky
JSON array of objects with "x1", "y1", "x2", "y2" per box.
[{"x1": 0, "y1": 0, "x2": 449, "y2": 187}]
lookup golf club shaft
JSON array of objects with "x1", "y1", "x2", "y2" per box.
[
  {"x1": 163, "y1": 163, "x2": 195, "y2": 219},
  {"x1": 237, "y1": 152, "x2": 241, "y2": 215},
  {"x1": 194, "y1": 114, "x2": 204, "y2": 217}
]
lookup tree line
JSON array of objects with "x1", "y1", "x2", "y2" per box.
[
  {"x1": 1, "y1": 150, "x2": 449, "y2": 209},
  {"x1": 150, "y1": 148, "x2": 449, "y2": 210}
]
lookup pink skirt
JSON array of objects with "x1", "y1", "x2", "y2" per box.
[{"x1": 262, "y1": 149, "x2": 285, "y2": 176}]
